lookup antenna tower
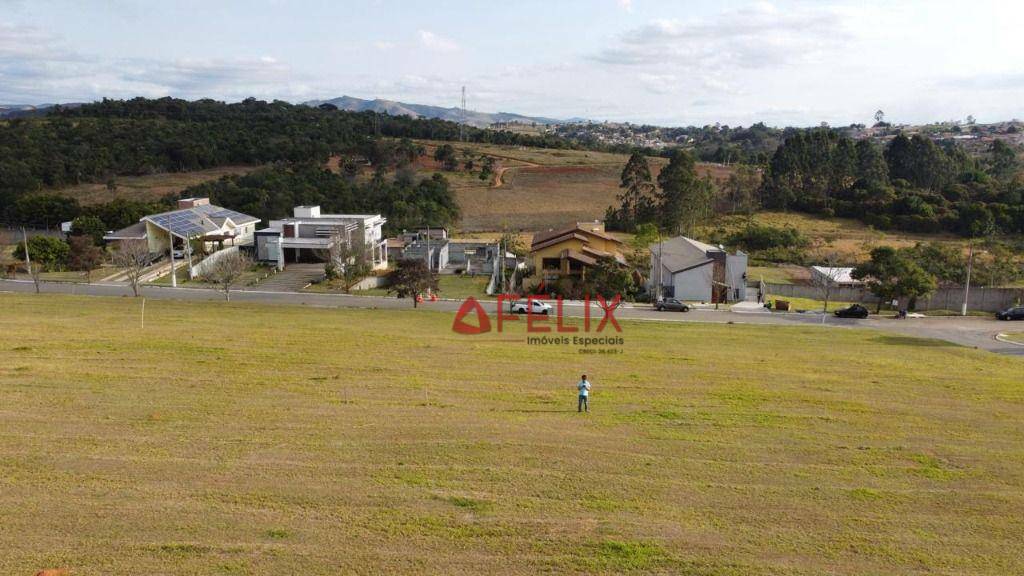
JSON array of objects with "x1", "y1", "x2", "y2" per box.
[{"x1": 460, "y1": 86, "x2": 467, "y2": 142}]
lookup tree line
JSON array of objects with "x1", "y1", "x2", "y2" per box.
[
  {"x1": 0, "y1": 96, "x2": 572, "y2": 223},
  {"x1": 177, "y1": 162, "x2": 460, "y2": 233},
  {"x1": 761, "y1": 130, "x2": 1024, "y2": 236}
]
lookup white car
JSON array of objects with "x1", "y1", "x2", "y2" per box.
[
  {"x1": 171, "y1": 249, "x2": 187, "y2": 259},
  {"x1": 510, "y1": 299, "x2": 552, "y2": 315}
]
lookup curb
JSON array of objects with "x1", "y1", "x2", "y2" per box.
[{"x1": 994, "y1": 333, "x2": 1024, "y2": 346}]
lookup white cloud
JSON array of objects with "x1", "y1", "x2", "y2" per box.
[
  {"x1": 0, "y1": 22, "x2": 79, "y2": 62},
  {"x1": 637, "y1": 72, "x2": 676, "y2": 94},
  {"x1": 0, "y1": 25, "x2": 310, "y2": 104},
  {"x1": 373, "y1": 40, "x2": 395, "y2": 50},
  {"x1": 594, "y1": 2, "x2": 850, "y2": 70},
  {"x1": 939, "y1": 72, "x2": 1024, "y2": 91},
  {"x1": 617, "y1": 0, "x2": 633, "y2": 12},
  {"x1": 417, "y1": 30, "x2": 459, "y2": 52}
]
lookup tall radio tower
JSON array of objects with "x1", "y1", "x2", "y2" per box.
[{"x1": 460, "y1": 86, "x2": 466, "y2": 142}]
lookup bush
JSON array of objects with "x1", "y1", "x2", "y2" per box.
[
  {"x1": 13, "y1": 235, "x2": 70, "y2": 270},
  {"x1": 727, "y1": 224, "x2": 807, "y2": 251}
]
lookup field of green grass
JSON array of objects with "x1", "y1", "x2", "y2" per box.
[
  {"x1": 767, "y1": 295, "x2": 857, "y2": 313},
  {"x1": 1, "y1": 294, "x2": 1023, "y2": 575}
]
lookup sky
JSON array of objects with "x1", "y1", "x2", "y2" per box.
[{"x1": 0, "y1": 0, "x2": 1021, "y2": 127}]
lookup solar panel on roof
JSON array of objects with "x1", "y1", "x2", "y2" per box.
[
  {"x1": 150, "y1": 212, "x2": 205, "y2": 237},
  {"x1": 147, "y1": 205, "x2": 255, "y2": 238}
]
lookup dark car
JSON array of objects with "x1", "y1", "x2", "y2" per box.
[
  {"x1": 655, "y1": 298, "x2": 690, "y2": 312},
  {"x1": 834, "y1": 304, "x2": 869, "y2": 319},
  {"x1": 996, "y1": 306, "x2": 1024, "y2": 321}
]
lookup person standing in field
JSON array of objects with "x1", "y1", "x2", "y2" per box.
[{"x1": 577, "y1": 374, "x2": 591, "y2": 413}]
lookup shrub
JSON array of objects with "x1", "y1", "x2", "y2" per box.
[
  {"x1": 13, "y1": 235, "x2": 70, "y2": 270},
  {"x1": 727, "y1": 224, "x2": 807, "y2": 251}
]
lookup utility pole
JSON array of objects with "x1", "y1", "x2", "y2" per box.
[
  {"x1": 425, "y1": 226, "x2": 431, "y2": 272},
  {"x1": 168, "y1": 224, "x2": 177, "y2": 288},
  {"x1": 655, "y1": 233, "x2": 663, "y2": 302},
  {"x1": 186, "y1": 233, "x2": 194, "y2": 280},
  {"x1": 20, "y1": 226, "x2": 31, "y2": 271},
  {"x1": 499, "y1": 237, "x2": 505, "y2": 294},
  {"x1": 20, "y1": 226, "x2": 37, "y2": 292},
  {"x1": 962, "y1": 242, "x2": 975, "y2": 316}
]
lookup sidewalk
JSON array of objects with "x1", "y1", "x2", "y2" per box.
[{"x1": 731, "y1": 301, "x2": 771, "y2": 314}]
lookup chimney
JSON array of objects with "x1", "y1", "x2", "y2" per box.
[
  {"x1": 177, "y1": 197, "x2": 210, "y2": 209},
  {"x1": 294, "y1": 205, "x2": 321, "y2": 218}
]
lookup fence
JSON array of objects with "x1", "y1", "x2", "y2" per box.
[{"x1": 763, "y1": 282, "x2": 1023, "y2": 312}]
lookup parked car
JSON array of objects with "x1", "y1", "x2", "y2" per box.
[
  {"x1": 654, "y1": 298, "x2": 690, "y2": 312},
  {"x1": 834, "y1": 304, "x2": 869, "y2": 319},
  {"x1": 171, "y1": 249, "x2": 187, "y2": 259},
  {"x1": 996, "y1": 306, "x2": 1024, "y2": 321},
  {"x1": 510, "y1": 299, "x2": 552, "y2": 315}
]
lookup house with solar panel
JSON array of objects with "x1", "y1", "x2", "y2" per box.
[
  {"x1": 104, "y1": 197, "x2": 260, "y2": 257},
  {"x1": 253, "y1": 205, "x2": 388, "y2": 271}
]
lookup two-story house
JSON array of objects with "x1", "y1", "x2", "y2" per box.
[
  {"x1": 254, "y1": 206, "x2": 388, "y2": 271},
  {"x1": 530, "y1": 221, "x2": 626, "y2": 280}
]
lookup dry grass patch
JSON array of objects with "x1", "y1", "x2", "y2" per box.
[
  {"x1": 50, "y1": 166, "x2": 258, "y2": 204},
  {"x1": 455, "y1": 158, "x2": 730, "y2": 232},
  {"x1": 702, "y1": 211, "x2": 968, "y2": 263}
]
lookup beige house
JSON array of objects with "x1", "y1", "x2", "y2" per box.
[{"x1": 530, "y1": 221, "x2": 626, "y2": 281}]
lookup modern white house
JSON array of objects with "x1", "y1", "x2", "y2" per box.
[
  {"x1": 649, "y1": 236, "x2": 748, "y2": 303},
  {"x1": 103, "y1": 197, "x2": 260, "y2": 256},
  {"x1": 253, "y1": 206, "x2": 387, "y2": 271}
]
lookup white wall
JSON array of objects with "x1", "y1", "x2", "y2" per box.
[
  {"x1": 672, "y1": 264, "x2": 713, "y2": 302},
  {"x1": 725, "y1": 252, "x2": 748, "y2": 301},
  {"x1": 192, "y1": 245, "x2": 241, "y2": 279}
]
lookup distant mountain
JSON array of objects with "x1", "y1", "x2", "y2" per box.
[
  {"x1": 0, "y1": 103, "x2": 84, "y2": 118},
  {"x1": 303, "y1": 95, "x2": 565, "y2": 128}
]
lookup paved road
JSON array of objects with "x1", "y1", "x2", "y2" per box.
[{"x1": 2, "y1": 279, "x2": 1021, "y2": 357}]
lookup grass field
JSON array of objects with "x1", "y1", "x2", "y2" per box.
[
  {"x1": 408, "y1": 141, "x2": 733, "y2": 232},
  {"x1": 1, "y1": 294, "x2": 1023, "y2": 575},
  {"x1": 700, "y1": 211, "x2": 969, "y2": 264},
  {"x1": 747, "y1": 264, "x2": 809, "y2": 285},
  {"x1": 455, "y1": 161, "x2": 732, "y2": 232},
  {"x1": 766, "y1": 294, "x2": 856, "y2": 313}
]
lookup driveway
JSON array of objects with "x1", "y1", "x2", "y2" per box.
[{"x1": 246, "y1": 263, "x2": 325, "y2": 292}]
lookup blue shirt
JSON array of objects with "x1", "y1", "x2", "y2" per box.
[{"x1": 578, "y1": 380, "x2": 591, "y2": 397}]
